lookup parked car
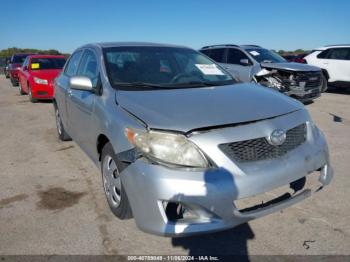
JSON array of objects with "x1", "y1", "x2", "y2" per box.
[
  {"x1": 304, "y1": 44, "x2": 350, "y2": 88},
  {"x1": 2, "y1": 57, "x2": 10, "y2": 78},
  {"x1": 5, "y1": 64, "x2": 10, "y2": 78},
  {"x1": 283, "y1": 53, "x2": 308, "y2": 64},
  {"x1": 18, "y1": 55, "x2": 66, "y2": 102},
  {"x1": 8, "y1": 53, "x2": 35, "y2": 86},
  {"x1": 54, "y1": 42, "x2": 333, "y2": 236},
  {"x1": 200, "y1": 45, "x2": 327, "y2": 102}
]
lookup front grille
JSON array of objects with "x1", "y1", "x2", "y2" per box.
[
  {"x1": 296, "y1": 72, "x2": 322, "y2": 90},
  {"x1": 219, "y1": 123, "x2": 307, "y2": 162}
]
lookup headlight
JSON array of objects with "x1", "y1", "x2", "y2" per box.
[
  {"x1": 125, "y1": 128, "x2": 209, "y2": 168},
  {"x1": 34, "y1": 77, "x2": 48, "y2": 85}
]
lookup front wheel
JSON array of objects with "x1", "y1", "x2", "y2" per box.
[
  {"x1": 18, "y1": 82, "x2": 25, "y2": 95},
  {"x1": 28, "y1": 85, "x2": 37, "y2": 103},
  {"x1": 10, "y1": 78, "x2": 18, "y2": 87},
  {"x1": 101, "y1": 143, "x2": 132, "y2": 219},
  {"x1": 320, "y1": 74, "x2": 328, "y2": 93}
]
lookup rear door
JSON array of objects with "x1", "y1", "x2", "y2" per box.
[
  {"x1": 225, "y1": 48, "x2": 254, "y2": 82},
  {"x1": 67, "y1": 48, "x2": 99, "y2": 156},
  {"x1": 317, "y1": 48, "x2": 350, "y2": 82}
]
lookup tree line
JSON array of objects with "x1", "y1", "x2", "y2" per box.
[{"x1": 0, "y1": 47, "x2": 70, "y2": 59}]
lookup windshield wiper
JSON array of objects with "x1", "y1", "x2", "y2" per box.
[
  {"x1": 170, "y1": 81, "x2": 218, "y2": 87},
  {"x1": 115, "y1": 82, "x2": 167, "y2": 89},
  {"x1": 115, "y1": 81, "x2": 219, "y2": 89}
]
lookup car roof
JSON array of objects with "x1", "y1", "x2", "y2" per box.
[
  {"x1": 79, "y1": 42, "x2": 190, "y2": 50},
  {"x1": 28, "y1": 54, "x2": 65, "y2": 59},
  {"x1": 200, "y1": 44, "x2": 263, "y2": 50},
  {"x1": 315, "y1": 44, "x2": 350, "y2": 50},
  {"x1": 12, "y1": 53, "x2": 36, "y2": 57}
]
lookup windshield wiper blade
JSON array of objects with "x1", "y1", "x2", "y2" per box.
[
  {"x1": 115, "y1": 82, "x2": 167, "y2": 89},
  {"x1": 170, "y1": 81, "x2": 218, "y2": 87}
]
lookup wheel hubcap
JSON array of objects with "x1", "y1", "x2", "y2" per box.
[
  {"x1": 102, "y1": 155, "x2": 122, "y2": 207},
  {"x1": 55, "y1": 109, "x2": 62, "y2": 135}
]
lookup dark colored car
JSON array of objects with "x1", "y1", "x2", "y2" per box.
[
  {"x1": 5, "y1": 64, "x2": 10, "y2": 78},
  {"x1": 8, "y1": 54, "x2": 35, "y2": 86},
  {"x1": 283, "y1": 53, "x2": 308, "y2": 64}
]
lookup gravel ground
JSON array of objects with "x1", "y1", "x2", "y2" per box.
[{"x1": 0, "y1": 75, "x2": 349, "y2": 256}]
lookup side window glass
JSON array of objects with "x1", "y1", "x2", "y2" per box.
[
  {"x1": 317, "y1": 49, "x2": 330, "y2": 59},
  {"x1": 327, "y1": 48, "x2": 349, "y2": 60},
  {"x1": 65, "y1": 51, "x2": 83, "y2": 76},
  {"x1": 77, "y1": 50, "x2": 98, "y2": 86},
  {"x1": 208, "y1": 48, "x2": 225, "y2": 63},
  {"x1": 227, "y1": 49, "x2": 250, "y2": 65}
]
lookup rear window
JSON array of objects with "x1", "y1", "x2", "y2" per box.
[{"x1": 30, "y1": 58, "x2": 66, "y2": 70}]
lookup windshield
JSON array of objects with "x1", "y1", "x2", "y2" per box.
[
  {"x1": 103, "y1": 46, "x2": 235, "y2": 90},
  {"x1": 30, "y1": 57, "x2": 66, "y2": 70},
  {"x1": 246, "y1": 48, "x2": 286, "y2": 63}
]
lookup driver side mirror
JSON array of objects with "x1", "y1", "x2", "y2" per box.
[
  {"x1": 239, "y1": 59, "x2": 250, "y2": 66},
  {"x1": 69, "y1": 76, "x2": 94, "y2": 92}
]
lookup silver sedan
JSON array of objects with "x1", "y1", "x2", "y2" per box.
[{"x1": 53, "y1": 42, "x2": 333, "y2": 236}]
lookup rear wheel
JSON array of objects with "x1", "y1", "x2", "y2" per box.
[
  {"x1": 101, "y1": 142, "x2": 132, "y2": 219},
  {"x1": 54, "y1": 105, "x2": 71, "y2": 141}
]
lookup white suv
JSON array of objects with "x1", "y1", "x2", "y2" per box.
[{"x1": 304, "y1": 45, "x2": 350, "y2": 88}]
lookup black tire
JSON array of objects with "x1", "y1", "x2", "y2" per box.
[
  {"x1": 28, "y1": 85, "x2": 38, "y2": 103},
  {"x1": 10, "y1": 78, "x2": 18, "y2": 87},
  {"x1": 101, "y1": 142, "x2": 133, "y2": 219},
  {"x1": 54, "y1": 104, "x2": 71, "y2": 141},
  {"x1": 320, "y1": 74, "x2": 328, "y2": 93},
  {"x1": 18, "y1": 83, "x2": 25, "y2": 95}
]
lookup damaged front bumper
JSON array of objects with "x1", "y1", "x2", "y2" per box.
[
  {"x1": 120, "y1": 111, "x2": 333, "y2": 237},
  {"x1": 256, "y1": 69, "x2": 323, "y2": 102},
  {"x1": 285, "y1": 82, "x2": 321, "y2": 102}
]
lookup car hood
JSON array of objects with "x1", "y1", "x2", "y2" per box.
[
  {"x1": 31, "y1": 69, "x2": 62, "y2": 81},
  {"x1": 116, "y1": 83, "x2": 303, "y2": 133},
  {"x1": 261, "y1": 62, "x2": 320, "y2": 72}
]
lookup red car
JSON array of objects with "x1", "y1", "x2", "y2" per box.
[
  {"x1": 18, "y1": 55, "x2": 66, "y2": 102},
  {"x1": 8, "y1": 53, "x2": 35, "y2": 86}
]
